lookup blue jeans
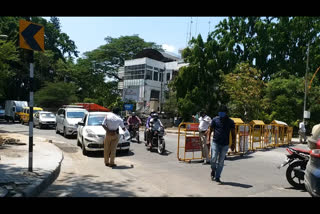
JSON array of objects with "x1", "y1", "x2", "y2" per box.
[{"x1": 211, "y1": 142, "x2": 229, "y2": 180}]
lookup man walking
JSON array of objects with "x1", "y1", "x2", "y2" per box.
[
  {"x1": 207, "y1": 105, "x2": 236, "y2": 183},
  {"x1": 102, "y1": 107, "x2": 126, "y2": 167},
  {"x1": 198, "y1": 110, "x2": 211, "y2": 164},
  {"x1": 299, "y1": 120, "x2": 306, "y2": 144}
]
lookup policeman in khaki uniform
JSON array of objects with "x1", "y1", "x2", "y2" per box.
[{"x1": 102, "y1": 108, "x2": 126, "y2": 167}]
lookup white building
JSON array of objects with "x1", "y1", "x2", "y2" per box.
[{"x1": 118, "y1": 49, "x2": 188, "y2": 113}]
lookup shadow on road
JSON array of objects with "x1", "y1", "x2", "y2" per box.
[
  {"x1": 39, "y1": 172, "x2": 140, "y2": 197},
  {"x1": 221, "y1": 181, "x2": 253, "y2": 189}
]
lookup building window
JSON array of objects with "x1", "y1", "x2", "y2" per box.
[
  {"x1": 150, "y1": 90, "x2": 160, "y2": 99},
  {"x1": 167, "y1": 72, "x2": 171, "y2": 81},
  {"x1": 146, "y1": 69, "x2": 152, "y2": 80},
  {"x1": 153, "y1": 71, "x2": 158, "y2": 81},
  {"x1": 125, "y1": 64, "x2": 146, "y2": 80}
]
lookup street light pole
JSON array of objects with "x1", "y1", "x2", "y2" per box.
[{"x1": 303, "y1": 42, "x2": 310, "y2": 126}]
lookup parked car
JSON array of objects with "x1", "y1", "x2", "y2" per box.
[
  {"x1": 33, "y1": 111, "x2": 56, "y2": 129},
  {"x1": 77, "y1": 111, "x2": 131, "y2": 156},
  {"x1": 0, "y1": 108, "x2": 4, "y2": 120},
  {"x1": 305, "y1": 124, "x2": 320, "y2": 197},
  {"x1": 56, "y1": 105, "x2": 88, "y2": 138},
  {"x1": 21, "y1": 107, "x2": 43, "y2": 124}
]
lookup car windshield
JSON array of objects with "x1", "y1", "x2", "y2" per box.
[
  {"x1": 87, "y1": 115, "x2": 106, "y2": 126},
  {"x1": 67, "y1": 111, "x2": 85, "y2": 118},
  {"x1": 40, "y1": 113, "x2": 55, "y2": 118}
]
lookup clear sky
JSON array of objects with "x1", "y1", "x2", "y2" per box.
[{"x1": 44, "y1": 16, "x2": 227, "y2": 59}]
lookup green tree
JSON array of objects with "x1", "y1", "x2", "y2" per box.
[
  {"x1": 172, "y1": 34, "x2": 223, "y2": 120},
  {"x1": 83, "y1": 35, "x2": 163, "y2": 80},
  {"x1": 263, "y1": 75, "x2": 304, "y2": 126},
  {"x1": 34, "y1": 81, "x2": 78, "y2": 108},
  {"x1": 221, "y1": 63, "x2": 265, "y2": 122}
]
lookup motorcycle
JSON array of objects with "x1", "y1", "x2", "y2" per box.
[
  {"x1": 129, "y1": 123, "x2": 140, "y2": 143},
  {"x1": 145, "y1": 122, "x2": 166, "y2": 154},
  {"x1": 278, "y1": 147, "x2": 310, "y2": 189}
]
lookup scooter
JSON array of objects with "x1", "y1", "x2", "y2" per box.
[{"x1": 278, "y1": 147, "x2": 310, "y2": 189}]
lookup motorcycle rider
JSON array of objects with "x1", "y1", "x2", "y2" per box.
[
  {"x1": 127, "y1": 112, "x2": 142, "y2": 139},
  {"x1": 146, "y1": 112, "x2": 164, "y2": 146},
  {"x1": 144, "y1": 109, "x2": 156, "y2": 141}
]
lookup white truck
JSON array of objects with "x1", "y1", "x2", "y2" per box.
[{"x1": 5, "y1": 100, "x2": 28, "y2": 122}]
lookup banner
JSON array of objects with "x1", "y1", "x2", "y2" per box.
[{"x1": 185, "y1": 136, "x2": 201, "y2": 152}]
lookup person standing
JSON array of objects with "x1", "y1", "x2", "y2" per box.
[
  {"x1": 207, "y1": 105, "x2": 236, "y2": 183},
  {"x1": 102, "y1": 107, "x2": 126, "y2": 167},
  {"x1": 198, "y1": 110, "x2": 211, "y2": 164},
  {"x1": 299, "y1": 120, "x2": 306, "y2": 144}
]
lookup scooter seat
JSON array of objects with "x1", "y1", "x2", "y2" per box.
[{"x1": 291, "y1": 147, "x2": 310, "y2": 155}]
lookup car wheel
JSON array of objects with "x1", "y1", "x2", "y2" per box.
[
  {"x1": 39, "y1": 123, "x2": 42, "y2": 129},
  {"x1": 77, "y1": 136, "x2": 81, "y2": 147},
  {"x1": 63, "y1": 127, "x2": 68, "y2": 138},
  {"x1": 82, "y1": 137, "x2": 87, "y2": 156}
]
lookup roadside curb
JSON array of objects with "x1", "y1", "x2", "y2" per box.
[
  {"x1": 0, "y1": 134, "x2": 65, "y2": 197},
  {"x1": 22, "y1": 151, "x2": 64, "y2": 197}
]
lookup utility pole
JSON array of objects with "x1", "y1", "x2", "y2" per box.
[{"x1": 303, "y1": 42, "x2": 310, "y2": 127}]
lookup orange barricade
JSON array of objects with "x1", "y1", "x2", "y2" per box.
[
  {"x1": 177, "y1": 122, "x2": 203, "y2": 162},
  {"x1": 249, "y1": 120, "x2": 265, "y2": 150},
  {"x1": 229, "y1": 118, "x2": 251, "y2": 155}
]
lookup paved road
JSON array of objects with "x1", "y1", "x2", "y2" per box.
[{"x1": 0, "y1": 121, "x2": 311, "y2": 197}]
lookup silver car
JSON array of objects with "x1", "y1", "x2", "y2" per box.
[
  {"x1": 305, "y1": 124, "x2": 320, "y2": 197},
  {"x1": 33, "y1": 111, "x2": 56, "y2": 129},
  {"x1": 56, "y1": 106, "x2": 88, "y2": 138}
]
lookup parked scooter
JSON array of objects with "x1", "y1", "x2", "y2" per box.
[
  {"x1": 145, "y1": 113, "x2": 166, "y2": 154},
  {"x1": 278, "y1": 147, "x2": 310, "y2": 189}
]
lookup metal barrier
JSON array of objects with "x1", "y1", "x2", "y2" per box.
[
  {"x1": 270, "y1": 120, "x2": 288, "y2": 147},
  {"x1": 264, "y1": 125, "x2": 274, "y2": 148},
  {"x1": 249, "y1": 120, "x2": 265, "y2": 150},
  {"x1": 229, "y1": 118, "x2": 251, "y2": 155},
  {"x1": 177, "y1": 122, "x2": 203, "y2": 162}
]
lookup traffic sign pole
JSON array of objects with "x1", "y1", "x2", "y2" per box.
[
  {"x1": 28, "y1": 50, "x2": 34, "y2": 172},
  {"x1": 19, "y1": 19, "x2": 44, "y2": 172}
]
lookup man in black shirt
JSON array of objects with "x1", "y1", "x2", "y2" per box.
[{"x1": 207, "y1": 105, "x2": 236, "y2": 183}]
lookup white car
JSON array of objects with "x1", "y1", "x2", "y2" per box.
[
  {"x1": 33, "y1": 111, "x2": 56, "y2": 129},
  {"x1": 77, "y1": 111, "x2": 131, "y2": 156},
  {"x1": 56, "y1": 106, "x2": 88, "y2": 138}
]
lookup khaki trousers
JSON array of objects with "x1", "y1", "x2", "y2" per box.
[
  {"x1": 199, "y1": 131, "x2": 210, "y2": 161},
  {"x1": 104, "y1": 133, "x2": 119, "y2": 165}
]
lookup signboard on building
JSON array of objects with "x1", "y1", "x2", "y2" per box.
[
  {"x1": 124, "y1": 104, "x2": 134, "y2": 111},
  {"x1": 123, "y1": 88, "x2": 139, "y2": 101}
]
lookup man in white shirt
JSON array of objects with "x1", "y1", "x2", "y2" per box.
[
  {"x1": 299, "y1": 120, "x2": 306, "y2": 144},
  {"x1": 198, "y1": 110, "x2": 212, "y2": 164},
  {"x1": 102, "y1": 107, "x2": 126, "y2": 167}
]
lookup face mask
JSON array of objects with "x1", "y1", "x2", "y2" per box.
[{"x1": 218, "y1": 112, "x2": 226, "y2": 118}]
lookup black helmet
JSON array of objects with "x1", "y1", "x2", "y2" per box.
[{"x1": 132, "y1": 112, "x2": 136, "y2": 116}]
